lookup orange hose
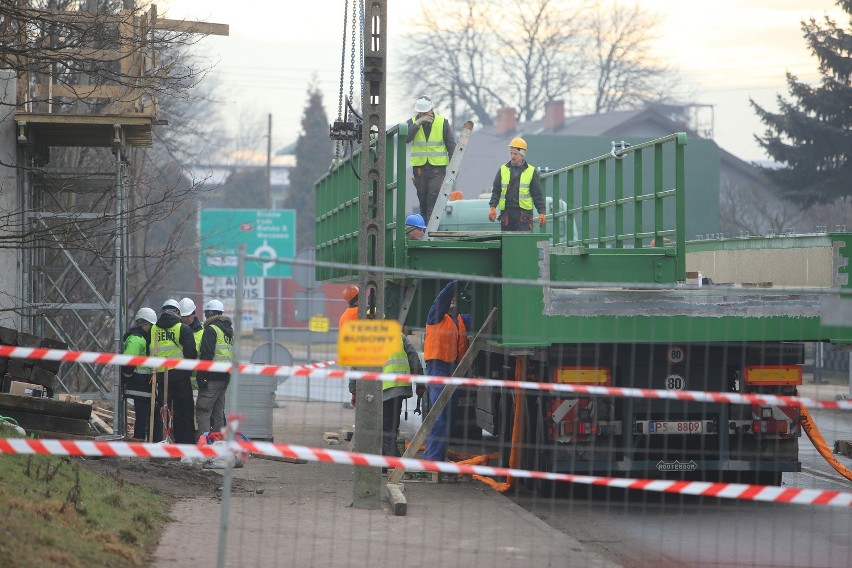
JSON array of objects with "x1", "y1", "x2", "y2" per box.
[{"x1": 799, "y1": 405, "x2": 852, "y2": 483}]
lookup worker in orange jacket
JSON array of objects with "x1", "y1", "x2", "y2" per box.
[
  {"x1": 423, "y1": 281, "x2": 471, "y2": 462},
  {"x1": 339, "y1": 284, "x2": 359, "y2": 328}
]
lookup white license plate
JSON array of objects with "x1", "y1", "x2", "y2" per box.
[{"x1": 648, "y1": 420, "x2": 704, "y2": 434}]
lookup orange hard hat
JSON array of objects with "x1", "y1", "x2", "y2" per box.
[{"x1": 343, "y1": 284, "x2": 359, "y2": 304}]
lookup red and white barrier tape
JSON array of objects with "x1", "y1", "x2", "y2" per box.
[
  {"x1": 0, "y1": 437, "x2": 848, "y2": 508},
  {"x1": 294, "y1": 360, "x2": 337, "y2": 370},
  {"x1": 0, "y1": 344, "x2": 849, "y2": 410}
]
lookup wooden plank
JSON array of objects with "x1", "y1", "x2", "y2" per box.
[
  {"x1": 1, "y1": 409, "x2": 96, "y2": 437},
  {"x1": 155, "y1": 18, "x2": 229, "y2": 36},
  {"x1": 387, "y1": 308, "x2": 497, "y2": 486},
  {"x1": 51, "y1": 83, "x2": 140, "y2": 101},
  {"x1": 26, "y1": 429, "x2": 96, "y2": 441},
  {"x1": 386, "y1": 483, "x2": 406, "y2": 516},
  {"x1": 14, "y1": 112, "x2": 154, "y2": 126},
  {"x1": 0, "y1": 392, "x2": 92, "y2": 420}
]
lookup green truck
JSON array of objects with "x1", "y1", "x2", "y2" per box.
[{"x1": 315, "y1": 127, "x2": 852, "y2": 494}]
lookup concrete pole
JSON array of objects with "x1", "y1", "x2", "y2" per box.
[{"x1": 353, "y1": 0, "x2": 387, "y2": 510}]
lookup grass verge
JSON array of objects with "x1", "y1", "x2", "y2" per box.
[{"x1": 0, "y1": 424, "x2": 171, "y2": 567}]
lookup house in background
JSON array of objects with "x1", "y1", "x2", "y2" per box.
[{"x1": 449, "y1": 101, "x2": 781, "y2": 239}]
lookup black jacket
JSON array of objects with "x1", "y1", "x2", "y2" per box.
[{"x1": 198, "y1": 315, "x2": 234, "y2": 382}]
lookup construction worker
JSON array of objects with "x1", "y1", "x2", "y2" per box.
[
  {"x1": 404, "y1": 213, "x2": 427, "y2": 241},
  {"x1": 407, "y1": 95, "x2": 456, "y2": 223},
  {"x1": 149, "y1": 299, "x2": 198, "y2": 443},
  {"x1": 339, "y1": 284, "x2": 359, "y2": 328},
  {"x1": 179, "y1": 297, "x2": 204, "y2": 352},
  {"x1": 121, "y1": 307, "x2": 160, "y2": 441},
  {"x1": 195, "y1": 299, "x2": 234, "y2": 435},
  {"x1": 379, "y1": 331, "x2": 422, "y2": 459},
  {"x1": 488, "y1": 137, "x2": 547, "y2": 232},
  {"x1": 423, "y1": 281, "x2": 471, "y2": 462}
]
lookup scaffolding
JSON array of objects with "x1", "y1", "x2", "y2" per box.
[{"x1": 9, "y1": 4, "x2": 227, "y2": 416}]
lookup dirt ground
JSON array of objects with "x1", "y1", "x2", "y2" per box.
[{"x1": 79, "y1": 457, "x2": 263, "y2": 501}]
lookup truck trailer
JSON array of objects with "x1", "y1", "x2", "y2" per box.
[{"x1": 315, "y1": 127, "x2": 852, "y2": 494}]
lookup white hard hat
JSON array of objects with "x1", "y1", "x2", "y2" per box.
[
  {"x1": 414, "y1": 95, "x2": 434, "y2": 113},
  {"x1": 134, "y1": 307, "x2": 157, "y2": 325},
  {"x1": 178, "y1": 297, "x2": 196, "y2": 317},
  {"x1": 204, "y1": 299, "x2": 225, "y2": 313},
  {"x1": 162, "y1": 298, "x2": 180, "y2": 312}
]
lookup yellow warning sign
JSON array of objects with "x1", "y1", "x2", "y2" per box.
[
  {"x1": 337, "y1": 320, "x2": 401, "y2": 367},
  {"x1": 309, "y1": 316, "x2": 329, "y2": 333}
]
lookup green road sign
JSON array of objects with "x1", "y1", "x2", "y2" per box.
[{"x1": 199, "y1": 209, "x2": 295, "y2": 277}]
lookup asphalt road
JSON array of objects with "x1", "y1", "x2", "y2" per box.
[{"x1": 509, "y1": 406, "x2": 852, "y2": 568}]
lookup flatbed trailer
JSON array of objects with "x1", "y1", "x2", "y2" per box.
[{"x1": 315, "y1": 128, "x2": 852, "y2": 492}]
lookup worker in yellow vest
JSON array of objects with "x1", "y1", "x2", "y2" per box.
[
  {"x1": 195, "y1": 299, "x2": 234, "y2": 435},
  {"x1": 148, "y1": 299, "x2": 198, "y2": 443},
  {"x1": 488, "y1": 137, "x2": 547, "y2": 232},
  {"x1": 380, "y1": 332, "x2": 423, "y2": 458},
  {"x1": 407, "y1": 95, "x2": 456, "y2": 223}
]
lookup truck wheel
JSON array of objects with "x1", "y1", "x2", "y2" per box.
[{"x1": 534, "y1": 450, "x2": 556, "y2": 498}]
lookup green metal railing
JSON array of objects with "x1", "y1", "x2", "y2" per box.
[
  {"x1": 540, "y1": 133, "x2": 686, "y2": 280},
  {"x1": 314, "y1": 123, "x2": 410, "y2": 281}
]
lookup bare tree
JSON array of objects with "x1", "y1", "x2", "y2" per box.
[
  {"x1": 397, "y1": 0, "x2": 499, "y2": 126},
  {"x1": 491, "y1": 0, "x2": 586, "y2": 122},
  {"x1": 587, "y1": 0, "x2": 675, "y2": 114},
  {"x1": 398, "y1": 0, "x2": 677, "y2": 124},
  {"x1": 719, "y1": 177, "x2": 805, "y2": 237}
]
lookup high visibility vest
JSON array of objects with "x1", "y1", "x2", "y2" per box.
[
  {"x1": 410, "y1": 114, "x2": 449, "y2": 167},
  {"x1": 193, "y1": 328, "x2": 203, "y2": 352},
  {"x1": 498, "y1": 163, "x2": 535, "y2": 211},
  {"x1": 424, "y1": 315, "x2": 469, "y2": 364},
  {"x1": 382, "y1": 336, "x2": 410, "y2": 391},
  {"x1": 212, "y1": 324, "x2": 233, "y2": 363},
  {"x1": 124, "y1": 332, "x2": 154, "y2": 375},
  {"x1": 149, "y1": 322, "x2": 183, "y2": 372}
]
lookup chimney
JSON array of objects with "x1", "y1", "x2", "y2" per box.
[
  {"x1": 495, "y1": 107, "x2": 516, "y2": 135},
  {"x1": 543, "y1": 100, "x2": 565, "y2": 130}
]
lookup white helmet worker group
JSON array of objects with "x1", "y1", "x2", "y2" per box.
[{"x1": 136, "y1": 297, "x2": 226, "y2": 324}]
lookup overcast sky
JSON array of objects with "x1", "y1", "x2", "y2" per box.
[{"x1": 161, "y1": 0, "x2": 843, "y2": 164}]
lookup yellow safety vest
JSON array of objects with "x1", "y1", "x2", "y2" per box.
[
  {"x1": 149, "y1": 322, "x2": 183, "y2": 372},
  {"x1": 498, "y1": 163, "x2": 535, "y2": 211},
  {"x1": 212, "y1": 325, "x2": 233, "y2": 363},
  {"x1": 382, "y1": 336, "x2": 410, "y2": 391},
  {"x1": 410, "y1": 114, "x2": 449, "y2": 167}
]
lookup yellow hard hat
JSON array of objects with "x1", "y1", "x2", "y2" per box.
[{"x1": 509, "y1": 137, "x2": 527, "y2": 151}]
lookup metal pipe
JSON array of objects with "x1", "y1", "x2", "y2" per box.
[{"x1": 217, "y1": 245, "x2": 246, "y2": 568}]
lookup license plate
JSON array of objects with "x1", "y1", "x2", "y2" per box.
[{"x1": 648, "y1": 420, "x2": 704, "y2": 434}]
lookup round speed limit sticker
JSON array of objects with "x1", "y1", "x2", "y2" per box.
[{"x1": 667, "y1": 346, "x2": 685, "y2": 365}]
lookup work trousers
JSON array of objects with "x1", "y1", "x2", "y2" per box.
[
  {"x1": 413, "y1": 164, "x2": 446, "y2": 223},
  {"x1": 500, "y1": 208, "x2": 533, "y2": 232},
  {"x1": 423, "y1": 383, "x2": 459, "y2": 462},
  {"x1": 125, "y1": 374, "x2": 162, "y2": 441},
  {"x1": 382, "y1": 396, "x2": 404, "y2": 457},
  {"x1": 196, "y1": 379, "x2": 229, "y2": 435},
  {"x1": 159, "y1": 373, "x2": 196, "y2": 444}
]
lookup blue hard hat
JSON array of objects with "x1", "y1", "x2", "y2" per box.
[{"x1": 405, "y1": 214, "x2": 427, "y2": 230}]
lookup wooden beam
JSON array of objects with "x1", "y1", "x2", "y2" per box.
[
  {"x1": 155, "y1": 18, "x2": 229, "y2": 36},
  {"x1": 51, "y1": 83, "x2": 140, "y2": 101}
]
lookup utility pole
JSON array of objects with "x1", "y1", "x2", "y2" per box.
[
  {"x1": 265, "y1": 113, "x2": 272, "y2": 208},
  {"x1": 353, "y1": 0, "x2": 387, "y2": 510}
]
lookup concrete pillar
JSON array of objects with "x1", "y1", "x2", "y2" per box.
[{"x1": 0, "y1": 69, "x2": 22, "y2": 329}]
